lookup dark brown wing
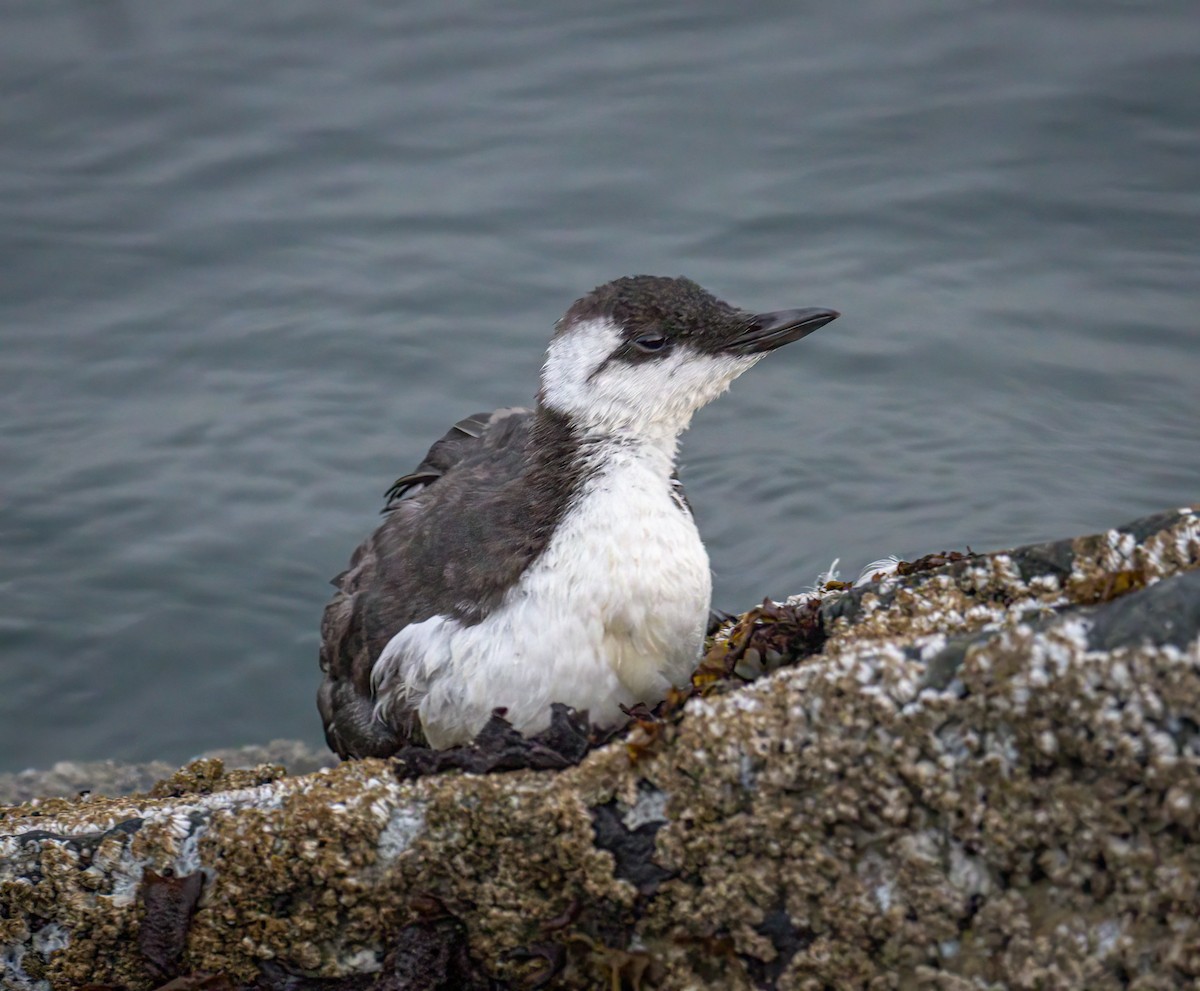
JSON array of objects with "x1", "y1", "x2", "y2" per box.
[
  {"x1": 317, "y1": 407, "x2": 534, "y2": 759},
  {"x1": 381, "y1": 411, "x2": 495, "y2": 508}
]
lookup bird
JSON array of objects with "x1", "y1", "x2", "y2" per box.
[{"x1": 318, "y1": 275, "x2": 838, "y2": 758}]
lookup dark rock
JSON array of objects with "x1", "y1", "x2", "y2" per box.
[
  {"x1": 589, "y1": 800, "x2": 673, "y2": 896},
  {"x1": 1085, "y1": 568, "x2": 1200, "y2": 651}
]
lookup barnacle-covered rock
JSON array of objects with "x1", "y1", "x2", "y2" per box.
[{"x1": 1, "y1": 505, "x2": 1198, "y2": 990}]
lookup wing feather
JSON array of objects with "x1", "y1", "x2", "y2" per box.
[{"x1": 318, "y1": 407, "x2": 533, "y2": 758}]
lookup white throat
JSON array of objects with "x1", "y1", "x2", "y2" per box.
[{"x1": 539, "y1": 316, "x2": 759, "y2": 444}]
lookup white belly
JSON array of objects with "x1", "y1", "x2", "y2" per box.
[{"x1": 372, "y1": 450, "x2": 711, "y2": 748}]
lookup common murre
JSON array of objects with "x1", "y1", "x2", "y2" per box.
[{"x1": 318, "y1": 275, "x2": 838, "y2": 758}]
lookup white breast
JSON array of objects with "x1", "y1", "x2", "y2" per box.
[{"x1": 371, "y1": 441, "x2": 711, "y2": 748}]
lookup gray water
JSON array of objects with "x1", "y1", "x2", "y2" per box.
[{"x1": 1, "y1": 1, "x2": 1197, "y2": 773}]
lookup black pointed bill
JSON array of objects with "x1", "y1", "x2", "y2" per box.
[{"x1": 724, "y1": 307, "x2": 840, "y2": 356}]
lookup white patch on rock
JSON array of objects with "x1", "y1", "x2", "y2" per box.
[
  {"x1": 377, "y1": 804, "x2": 426, "y2": 865},
  {"x1": 918, "y1": 634, "x2": 948, "y2": 661},
  {"x1": 728, "y1": 693, "x2": 761, "y2": 713},
  {"x1": 737, "y1": 753, "x2": 758, "y2": 790},
  {"x1": 684, "y1": 697, "x2": 720, "y2": 721},
  {"x1": 621, "y1": 787, "x2": 669, "y2": 831},
  {"x1": 107, "y1": 855, "x2": 150, "y2": 909},
  {"x1": 1029, "y1": 573, "x2": 1061, "y2": 593},
  {"x1": 948, "y1": 843, "x2": 992, "y2": 897},
  {"x1": 31, "y1": 923, "x2": 69, "y2": 958},
  {"x1": 175, "y1": 819, "x2": 208, "y2": 878},
  {"x1": 874, "y1": 882, "x2": 893, "y2": 911},
  {"x1": 1094, "y1": 918, "x2": 1122, "y2": 956}
]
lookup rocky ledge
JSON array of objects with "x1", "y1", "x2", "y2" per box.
[{"x1": 1, "y1": 505, "x2": 1198, "y2": 991}]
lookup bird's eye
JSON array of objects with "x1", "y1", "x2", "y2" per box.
[{"x1": 634, "y1": 334, "x2": 668, "y2": 353}]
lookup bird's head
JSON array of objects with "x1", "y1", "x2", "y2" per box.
[{"x1": 538, "y1": 275, "x2": 838, "y2": 441}]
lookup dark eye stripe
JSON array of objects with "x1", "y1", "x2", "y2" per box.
[
  {"x1": 587, "y1": 333, "x2": 673, "y2": 380},
  {"x1": 634, "y1": 334, "x2": 668, "y2": 353}
]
